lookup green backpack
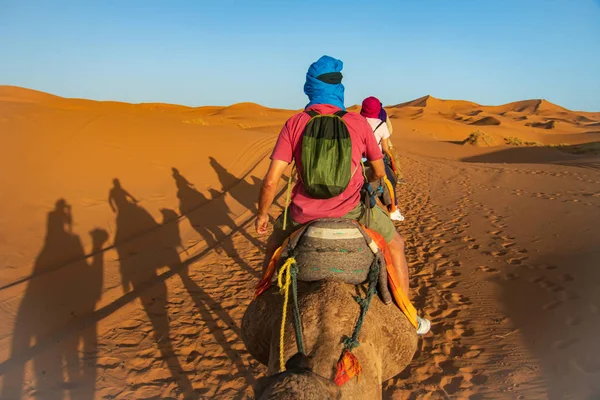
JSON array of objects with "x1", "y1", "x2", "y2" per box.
[{"x1": 300, "y1": 110, "x2": 353, "y2": 199}]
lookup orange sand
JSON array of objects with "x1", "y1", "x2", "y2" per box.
[{"x1": 1, "y1": 86, "x2": 599, "y2": 399}]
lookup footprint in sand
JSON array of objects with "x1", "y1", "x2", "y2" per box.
[
  {"x1": 538, "y1": 278, "x2": 565, "y2": 292},
  {"x1": 440, "y1": 309, "x2": 462, "y2": 319},
  {"x1": 434, "y1": 269, "x2": 461, "y2": 278},
  {"x1": 560, "y1": 274, "x2": 575, "y2": 282},
  {"x1": 436, "y1": 358, "x2": 460, "y2": 375},
  {"x1": 429, "y1": 308, "x2": 447, "y2": 319},
  {"x1": 120, "y1": 319, "x2": 144, "y2": 330},
  {"x1": 97, "y1": 357, "x2": 122, "y2": 369},
  {"x1": 442, "y1": 376, "x2": 464, "y2": 395},
  {"x1": 566, "y1": 316, "x2": 582, "y2": 326},
  {"x1": 477, "y1": 265, "x2": 499, "y2": 273},
  {"x1": 507, "y1": 257, "x2": 528, "y2": 265},
  {"x1": 553, "y1": 338, "x2": 579, "y2": 350},
  {"x1": 505, "y1": 272, "x2": 519, "y2": 280},
  {"x1": 558, "y1": 290, "x2": 580, "y2": 301},
  {"x1": 442, "y1": 327, "x2": 466, "y2": 342},
  {"x1": 464, "y1": 347, "x2": 485, "y2": 359},
  {"x1": 572, "y1": 357, "x2": 600, "y2": 375},
  {"x1": 460, "y1": 327, "x2": 476, "y2": 337},
  {"x1": 470, "y1": 374, "x2": 489, "y2": 385},
  {"x1": 440, "y1": 343, "x2": 466, "y2": 357},
  {"x1": 443, "y1": 292, "x2": 471, "y2": 305},
  {"x1": 543, "y1": 300, "x2": 562, "y2": 311},
  {"x1": 442, "y1": 281, "x2": 459, "y2": 289}
]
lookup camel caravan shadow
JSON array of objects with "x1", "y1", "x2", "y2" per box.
[
  {"x1": 172, "y1": 166, "x2": 263, "y2": 278},
  {"x1": 1, "y1": 162, "x2": 262, "y2": 399},
  {"x1": 110, "y1": 177, "x2": 258, "y2": 398},
  {"x1": 1, "y1": 199, "x2": 108, "y2": 400}
]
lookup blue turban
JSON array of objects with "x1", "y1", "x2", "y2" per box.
[{"x1": 303, "y1": 55, "x2": 345, "y2": 110}]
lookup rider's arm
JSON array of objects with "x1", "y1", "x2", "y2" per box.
[
  {"x1": 108, "y1": 192, "x2": 115, "y2": 212},
  {"x1": 381, "y1": 138, "x2": 391, "y2": 154},
  {"x1": 369, "y1": 158, "x2": 387, "y2": 179},
  {"x1": 124, "y1": 189, "x2": 137, "y2": 203},
  {"x1": 258, "y1": 159, "x2": 289, "y2": 215},
  {"x1": 256, "y1": 159, "x2": 289, "y2": 234}
]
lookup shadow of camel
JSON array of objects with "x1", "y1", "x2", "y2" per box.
[
  {"x1": 111, "y1": 178, "x2": 256, "y2": 397},
  {"x1": 0, "y1": 182, "x2": 268, "y2": 398},
  {"x1": 110, "y1": 178, "x2": 196, "y2": 398},
  {"x1": 1, "y1": 199, "x2": 107, "y2": 400},
  {"x1": 209, "y1": 156, "x2": 262, "y2": 214},
  {"x1": 172, "y1": 167, "x2": 262, "y2": 278}
]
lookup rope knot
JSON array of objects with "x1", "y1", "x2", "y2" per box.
[{"x1": 343, "y1": 337, "x2": 360, "y2": 351}]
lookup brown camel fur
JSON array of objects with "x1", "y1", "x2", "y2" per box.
[{"x1": 242, "y1": 280, "x2": 417, "y2": 399}]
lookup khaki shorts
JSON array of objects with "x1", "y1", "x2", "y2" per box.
[{"x1": 271, "y1": 203, "x2": 397, "y2": 247}]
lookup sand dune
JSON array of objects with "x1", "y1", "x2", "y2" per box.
[
  {"x1": 470, "y1": 116, "x2": 501, "y2": 126},
  {"x1": 392, "y1": 95, "x2": 480, "y2": 112},
  {"x1": 526, "y1": 120, "x2": 556, "y2": 129},
  {"x1": 0, "y1": 86, "x2": 599, "y2": 399}
]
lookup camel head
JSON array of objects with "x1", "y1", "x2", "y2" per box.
[{"x1": 254, "y1": 353, "x2": 341, "y2": 400}]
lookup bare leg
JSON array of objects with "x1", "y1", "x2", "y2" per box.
[{"x1": 387, "y1": 231, "x2": 410, "y2": 297}]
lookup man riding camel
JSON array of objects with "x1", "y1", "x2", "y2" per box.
[
  {"x1": 361, "y1": 96, "x2": 404, "y2": 222},
  {"x1": 255, "y1": 55, "x2": 429, "y2": 335}
]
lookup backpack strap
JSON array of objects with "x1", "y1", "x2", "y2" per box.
[
  {"x1": 373, "y1": 120, "x2": 386, "y2": 145},
  {"x1": 305, "y1": 110, "x2": 319, "y2": 118},
  {"x1": 282, "y1": 162, "x2": 296, "y2": 231},
  {"x1": 334, "y1": 110, "x2": 347, "y2": 118}
]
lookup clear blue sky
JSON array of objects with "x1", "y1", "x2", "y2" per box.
[{"x1": 1, "y1": 0, "x2": 599, "y2": 111}]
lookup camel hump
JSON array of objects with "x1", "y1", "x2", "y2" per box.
[
  {"x1": 286, "y1": 218, "x2": 375, "y2": 284},
  {"x1": 266, "y1": 218, "x2": 392, "y2": 304}
]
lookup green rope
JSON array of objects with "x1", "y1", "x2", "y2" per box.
[
  {"x1": 290, "y1": 261, "x2": 305, "y2": 354},
  {"x1": 343, "y1": 258, "x2": 380, "y2": 351}
]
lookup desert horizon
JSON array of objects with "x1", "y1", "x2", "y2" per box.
[{"x1": 5, "y1": 84, "x2": 600, "y2": 113}]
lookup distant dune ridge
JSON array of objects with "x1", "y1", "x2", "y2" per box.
[
  {"x1": 344, "y1": 91, "x2": 600, "y2": 149},
  {"x1": 470, "y1": 116, "x2": 502, "y2": 126},
  {"x1": 0, "y1": 85, "x2": 599, "y2": 399}
]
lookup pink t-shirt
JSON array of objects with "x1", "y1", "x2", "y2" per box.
[{"x1": 271, "y1": 104, "x2": 383, "y2": 224}]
